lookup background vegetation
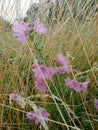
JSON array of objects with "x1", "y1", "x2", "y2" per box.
[{"x1": 0, "y1": 0, "x2": 98, "y2": 130}]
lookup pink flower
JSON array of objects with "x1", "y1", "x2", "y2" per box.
[
  {"x1": 33, "y1": 65, "x2": 55, "y2": 80},
  {"x1": 33, "y1": 65, "x2": 48, "y2": 79},
  {"x1": 65, "y1": 77, "x2": 89, "y2": 93},
  {"x1": 57, "y1": 53, "x2": 66, "y2": 65},
  {"x1": 94, "y1": 99, "x2": 98, "y2": 110},
  {"x1": 57, "y1": 53, "x2": 72, "y2": 73},
  {"x1": 35, "y1": 78, "x2": 47, "y2": 92},
  {"x1": 33, "y1": 64, "x2": 61, "y2": 92},
  {"x1": 63, "y1": 64, "x2": 72, "y2": 73},
  {"x1": 26, "y1": 112, "x2": 35, "y2": 121},
  {"x1": 47, "y1": 66, "x2": 56, "y2": 78},
  {"x1": 71, "y1": 80, "x2": 81, "y2": 92},
  {"x1": 12, "y1": 21, "x2": 30, "y2": 44},
  {"x1": 33, "y1": 19, "x2": 47, "y2": 35},
  {"x1": 80, "y1": 80, "x2": 89, "y2": 93},
  {"x1": 26, "y1": 108, "x2": 50, "y2": 125},
  {"x1": 65, "y1": 77, "x2": 72, "y2": 86}
]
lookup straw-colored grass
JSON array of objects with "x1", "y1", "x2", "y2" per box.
[{"x1": 0, "y1": 0, "x2": 98, "y2": 130}]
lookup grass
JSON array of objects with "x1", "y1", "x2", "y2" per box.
[{"x1": 0, "y1": 0, "x2": 98, "y2": 130}]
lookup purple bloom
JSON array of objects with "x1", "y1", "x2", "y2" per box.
[
  {"x1": 33, "y1": 19, "x2": 47, "y2": 35},
  {"x1": 12, "y1": 21, "x2": 30, "y2": 44},
  {"x1": 65, "y1": 77, "x2": 89, "y2": 93},
  {"x1": 65, "y1": 77, "x2": 72, "y2": 86},
  {"x1": 94, "y1": 99, "x2": 98, "y2": 110},
  {"x1": 26, "y1": 108, "x2": 50, "y2": 125},
  {"x1": 47, "y1": 66, "x2": 56, "y2": 78},
  {"x1": 57, "y1": 53, "x2": 72, "y2": 73},
  {"x1": 33, "y1": 65, "x2": 47, "y2": 79},
  {"x1": 35, "y1": 78, "x2": 47, "y2": 92},
  {"x1": 33, "y1": 65, "x2": 55, "y2": 80},
  {"x1": 63, "y1": 64, "x2": 72, "y2": 73},
  {"x1": 26, "y1": 112, "x2": 35, "y2": 121},
  {"x1": 80, "y1": 80, "x2": 89, "y2": 93},
  {"x1": 57, "y1": 53, "x2": 66, "y2": 65},
  {"x1": 33, "y1": 64, "x2": 61, "y2": 92},
  {"x1": 71, "y1": 80, "x2": 81, "y2": 92}
]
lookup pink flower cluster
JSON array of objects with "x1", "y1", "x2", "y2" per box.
[
  {"x1": 12, "y1": 21, "x2": 30, "y2": 44},
  {"x1": 65, "y1": 77, "x2": 89, "y2": 93},
  {"x1": 57, "y1": 53, "x2": 72, "y2": 73},
  {"x1": 26, "y1": 108, "x2": 50, "y2": 124},
  {"x1": 33, "y1": 65, "x2": 56, "y2": 80},
  {"x1": 33, "y1": 54, "x2": 72, "y2": 92},
  {"x1": 35, "y1": 78, "x2": 47, "y2": 92},
  {"x1": 12, "y1": 19, "x2": 47, "y2": 44},
  {"x1": 34, "y1": 19, "x2": 47, "y2": 35},
  {"x1": 33, "y1": 65, "x2": 56, "y2": 92}
]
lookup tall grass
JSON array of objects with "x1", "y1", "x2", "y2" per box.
[{"x1": 0, "y1": 0, "x2": 98, "y2": 130}]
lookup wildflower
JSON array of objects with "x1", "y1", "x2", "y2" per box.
[
  {"x1": 65, "y1": 77, "x2": 89, "y2": 93},
  {"x1": 33, "y1": 19, "x2": 47, "y2": 35},
  {"x1": 26, "y1": 112, "x2": 35, "y2": 121},
  {"x1": 47, "y1": 66, "x2": 56, "y2": 78},
  {"x1": 26, "y1": 108, "x2": 50, "y2": 125},
  {"x1": 57, "y1": 53, "x2": 66, "y2": 65},
  {"x1": 57, "y1": 53, "x2": 72, "y2": 73},
  {"x1": 12, "y1": 21, "x2": 30, "y2": 44},
  {"x1": 65, "y1": 77, "x2": 72, "y2": 86},
  {"x1": 80, "y1": 80, "x2": 89, "y2": 93},
  {"x1": 94, "y1": 99, "x2": 98, "y2": 110},
  {"x1": 33, "y1": 65, "x2": 55, "y2": 80},
  {"x1": 71, "y1": 80, "x2": 81, "y2": 92},
  {"x1": 63, "y1": 64, "x2": 72, "y2": 73},
  {"x1": 33, "y1": 65, "x2": 49, "y2": 79},
  {"x1": 35, "y1": 78, "x2": 47, "y2": 92}
]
